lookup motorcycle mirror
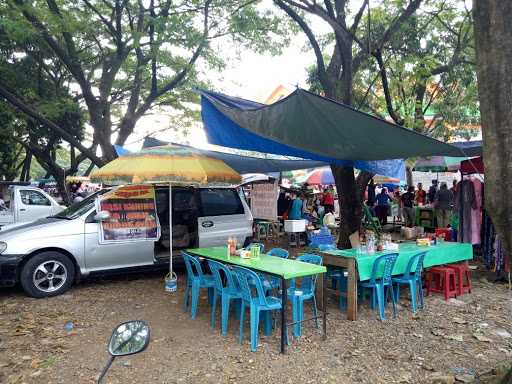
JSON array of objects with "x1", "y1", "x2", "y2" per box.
[
  {"x1": 94, "y1": 210, "x2": 111, "y2": 222},
  {"x1": 108, "y1": 320, "x2": 150, "y2": 357}
]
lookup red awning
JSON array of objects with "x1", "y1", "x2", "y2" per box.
[{"x1": 460, "y1": 156, "x2": 484, "y2": 174}]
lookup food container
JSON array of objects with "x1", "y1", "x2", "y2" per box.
[
  {"x1": 416, "y1": 238, "x2": 430, "y2": 247},
  {"x1": 239, "y1": 250, "x2": 251, "y2": 259},
  {"x1": 284, "y1": 219, "x2": 306, "y2": 233}
]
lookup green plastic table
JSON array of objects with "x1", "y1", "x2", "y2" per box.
[
  {"x1": 187, "y1": 246, "x2": 327, "y2": 354},
  {"x1": 318, "y1": 242, "x2": 473, "y2": 320},
  {"x1": 325, "y1": 242, "x2": 473, "y2": 281}
]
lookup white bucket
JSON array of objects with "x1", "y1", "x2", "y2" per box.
[{"x1": 165, "y1": 272, "x2": 178, "y2": 293}]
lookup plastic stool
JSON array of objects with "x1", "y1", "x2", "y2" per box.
[
  {"x1": 425, "y1": 266, "x2": 457, "y2": 301},
  {"x1": 446, "y1": 262, "x2": 472, "y2": 295}
]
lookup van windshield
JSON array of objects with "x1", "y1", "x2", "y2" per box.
[{"x1": 50, "y1": 190, "x2": 106, "y2": 220}]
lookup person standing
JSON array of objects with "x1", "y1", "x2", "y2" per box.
[
  {"x1": 427, "y1": 180, "x2": 438, "y2": 204},
  {"x1": 450, "y1": 179, "x2": 457, "y2": 195},
  {"x1": 375, "y1": 188, "x2": 392, "y2": 225},
  {"x1": 288, "y1": 192, "x2": 303, "y2": 220},
  {"x1": 401, "y1": 186, "x2": 416, "y2": 227},
  {"x1": 367, "y1": 178, "x2": 376, "y2": 207},
  {"x1": 415, "y1": 182, "x2": 427, "y2": 205},
  {"x1": 323, "y1": 186, "x2": 335, "y2": 213},
  {"x1": 434, "y1": 182, "x2": 454, "y2": 228}
]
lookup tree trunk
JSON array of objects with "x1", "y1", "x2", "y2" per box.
[
  {"x1": 406, "y1": 166, "x2": 413, "y2": 187},
  {"x1": 332, "y1": 165, "x2": 374, "y2": 248},
  {"x1": 473, "y1": 0, "x2": 512, "y2": 260}
]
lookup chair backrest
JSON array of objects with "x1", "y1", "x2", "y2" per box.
[
  {"x1": 406, "y1": 251, "x2": 426, "y2": 279},
  {"x1": 182, "y1": 252, "x2": 206, "y2": 281},
  {"x1": 295, "y1": 254, "x2": 323, "y2": 293},
  {"x1": 207, "y1": 259, "x2": 238, "y2": 293},
  {"x1": 233, "y1": 266, "x2": 267, "y2": 306},
  {"x1": 244, "y1": 242, "x2": 265, "y2": 253},
  {"x1": 267, "y1": 247, "x2": 289, "y2": 258},
  {"x1": 369, "y1": 253, "x2": 398, "y2": 285},
  {"x1": 318, "y1": 243, "x2": 336, "y2": 251}
]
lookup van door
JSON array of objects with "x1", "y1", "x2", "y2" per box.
[
  {"x1": 84, "y1": 210, "x2": 155, "y2": 271},
  {"x1": 197, "y1": 188, "x2": 252, "y2": 247},
  {"x1": 17, "y1": 189, "x2": 54, "y2": 223}
]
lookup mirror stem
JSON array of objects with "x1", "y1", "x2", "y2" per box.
[{"x1": 97, "y1": 355, "x2": 115, "y2": 384}]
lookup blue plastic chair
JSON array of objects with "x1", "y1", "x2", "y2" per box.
[
  {"x1": 360, "y1": 253, "x2": 399, "y2": 320},
  {"x1": 207, "y1": 260, "x2": 243, "y2": 335},
  {"x1": 182, "y1": 252, "x2": 216, "y2": 320},
  {"x1": 267, "y1": 247, "x2": 289, "y2": 258},
  {"x1": 234, "y1": 266, "x2": 282, "y2": 352},
  {"x1": 288, "y1": 254, "x2": 322, "y2": 337},
  {"x1": 244, "y1": 242, "x2": 265, "y2": 253},
  {"x1": 261, "y1": 248, "x2": 289, "y2": 293},
  {"x1": 392, "y1": 252, "x2": 426, "y2": 313}
]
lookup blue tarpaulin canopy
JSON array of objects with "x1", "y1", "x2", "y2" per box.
[{"x1": 198, "y1": 89, "x2": 465, "y2": 179}]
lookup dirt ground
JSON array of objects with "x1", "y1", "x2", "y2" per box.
[{"x1": 1, "y1": 251, "x2": 512, "y2": 384}]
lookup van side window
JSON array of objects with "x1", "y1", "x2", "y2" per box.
[
  {"x1": 20, "y1": 190, "x2": 51, "y2": 206},
  {"x1": 199, "y1": 189, "x2": 244, "y2": 217}
]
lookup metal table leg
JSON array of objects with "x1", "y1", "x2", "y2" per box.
[{"x1": 281, "y1": 278, "x2": 287, "y2": 354}]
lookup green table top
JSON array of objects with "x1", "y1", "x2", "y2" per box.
[
  {"x1": 186, "y1": 246, "x2": 326, "y2": 279},
  {"x1": 324, "y1": 242, "x2": 473, "y2": 281}
]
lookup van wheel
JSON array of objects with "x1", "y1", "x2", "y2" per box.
[{"x1": 20, "y1": 252, "x2": 75, "y2": 298}]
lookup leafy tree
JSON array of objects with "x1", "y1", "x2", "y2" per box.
[
  {"x1": 473, "y1": 1, "x2": 512, "y2": 265},
  {"x1": 0, "y1": 25, "x2": 86, "y2": 200},
  {"x1": 275, "y1": 0, "x2": 424, "y2": 247},
  {"x1": 0, "y1": 0, "x2": 291, "y2": 167}
]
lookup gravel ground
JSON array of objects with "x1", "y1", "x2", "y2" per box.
[{"x1": 1, "y1": 257, "x2": 512, "y2": 384}]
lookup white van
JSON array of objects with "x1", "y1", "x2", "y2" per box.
[{"x1": 0, "y1": 186, "x2": 253, "y2": 298}]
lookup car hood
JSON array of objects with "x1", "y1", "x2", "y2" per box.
[{"x1": 0, "y1": 217, "x2": 82, "y2": 241}]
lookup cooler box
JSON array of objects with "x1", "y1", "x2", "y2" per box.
[{"x1": 284, "y1": 219, "x2": 306, "y2": 233}]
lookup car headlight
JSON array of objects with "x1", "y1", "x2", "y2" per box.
[{"x1": 0, "y1": 242, "x2": 7, "y2": 254}]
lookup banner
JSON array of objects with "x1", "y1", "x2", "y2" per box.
[
  {"x1": 96, "y1": 185, "x2": 160, "y2": 243},
  {"x1": 251, "y1": 181, "x2": 278, "y2": 220}
]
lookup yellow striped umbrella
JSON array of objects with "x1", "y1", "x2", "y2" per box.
[
  {"x1": 90, "y1": 145, "x2": 241, "y2": 286},
  {"x1": 90, "y1": 145, "x2": 241, "y2": 186}
]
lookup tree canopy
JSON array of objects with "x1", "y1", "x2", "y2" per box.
[{"x1": 0, "y1": 0, "x2": 291, "y2": 164}]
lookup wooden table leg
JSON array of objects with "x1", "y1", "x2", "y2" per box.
[{"x1": 347, "y1": 258, "x2": 358, "y2": 321}]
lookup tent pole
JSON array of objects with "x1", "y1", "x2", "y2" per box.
[{"x1": 169, "y1": 182, "x2": 173, "y2": 276}]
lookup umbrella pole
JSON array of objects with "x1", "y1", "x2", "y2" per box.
[{"x1": 169, "y1": 182, "x2": 173, "y2": 277}]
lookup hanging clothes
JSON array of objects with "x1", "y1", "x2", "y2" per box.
[
  {"x1": 494, "y1": 236, "x2": 509, "y2": 273},
  {"x1": 455, "y1": 179, "x2": 476, "y2": 243},
  {"x1": 470, "y1": 177, "x2": 483, "y2": 245}
]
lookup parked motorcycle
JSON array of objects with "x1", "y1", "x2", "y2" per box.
[{"x1": 98, "y1": 320, "x2": 150, "y2": 384}]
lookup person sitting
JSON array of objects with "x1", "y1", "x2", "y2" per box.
[{"x1": 323, "y1": 207, "x2": 336, "y2": 227}]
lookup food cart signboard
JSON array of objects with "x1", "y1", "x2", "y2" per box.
[
  {"x1": 251, "y1": 181, "x2": 278, "y2": 220},
  {"x1": 96, "y1": 185, "x2": 159, "y2": 243}
]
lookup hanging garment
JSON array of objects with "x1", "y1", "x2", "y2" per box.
[
  {"x1": 470, "y1": 177, "x2": 483, "y2": 245},
  {"x1": 455, "y1": 179, "x2": 476, "y2": 243}
]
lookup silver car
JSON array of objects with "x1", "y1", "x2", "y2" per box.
[{"x1": 0, "y1": 186, "x2": 253, "y2": 298}]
